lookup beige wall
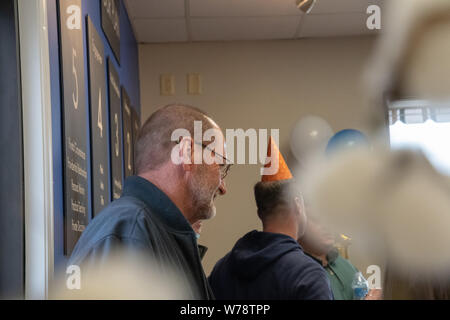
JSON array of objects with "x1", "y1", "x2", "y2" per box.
[{"x1": 138, "y1": 36, "x2": 382, "y2": 276}]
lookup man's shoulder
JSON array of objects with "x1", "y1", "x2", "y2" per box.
[
  {"x1": 69, "y1": 196, "x2": 160, "y2": 263},
  {"x1": 281, "y1": 249, "x2": 330, "y2": 283},
  {"x1": 279, "y1": 251, "x2": 332, "y2": 299},
  {"x1": 281, "y1": 248, "x2": 325, "y2": 272},
  {"x1": 104, "y1": 194, "x2": 149, "y2": 214},
  {"x1": 91, "y1": 196, "x2": 154, "y2": 235},
  {"x1": 334, "y1": 254, "x2": 358, "y2": 271},
  {"x1": 209, "y1": 252, "x2": 231, "y2": 277}
]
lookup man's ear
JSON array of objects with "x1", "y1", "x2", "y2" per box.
[{"x1": 179, "y1": 137, "x2": 194, "y2": 172}]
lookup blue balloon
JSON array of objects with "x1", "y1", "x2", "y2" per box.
[{"x1": 326, "y1": 129, "x2": 368, "y2": 155}]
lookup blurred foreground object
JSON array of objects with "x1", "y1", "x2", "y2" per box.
[
  {"x1": 53, "y1": 251, "x2": 189, "y2": 299},
  {"x1": 383, "y1": 265, "x2": 450, "y2": 300},
  {"x1": 389, "y1": 117, "x2": 450, "y2": 176},
  {"x1": 335, "y1": 234, "x2": 352, "y2": 260},
  {"x1": 302, "y1": 147, "x2": 450, "y2": 298},
  {"x1": 364, "y1": 0, "x2": 450, "y2": 274},
  {"x1": 299, "y1": 216, "x2": 367, "y2": 300},
  {"x1": 366, "y1": 0, "x2": 450, "y2": 131},
  {"x1": 306, "y1": 0, "x2": 450, "y2": 299}
]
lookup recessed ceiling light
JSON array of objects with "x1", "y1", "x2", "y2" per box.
[{"x1": 296, "y1": 0, "x2": 317, "y2": 14}]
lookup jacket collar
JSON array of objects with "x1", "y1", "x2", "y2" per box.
[{"x1": 122, "y1": 175, "x2": 195, "y2": 234}]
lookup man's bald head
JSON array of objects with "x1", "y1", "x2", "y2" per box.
[{"x1": 135, "y1": 104, "x2": 219, "y2": 174}]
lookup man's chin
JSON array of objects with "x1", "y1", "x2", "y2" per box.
[
  {"x1": 197, "y1": 203, "x2": 216, "y2": 220},
  {"x1": 204, "y1": 204, "x2": 216, "y2": 220}
]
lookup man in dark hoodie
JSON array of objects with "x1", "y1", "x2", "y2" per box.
[{"x1": 208, "y1": 137, "x2": 333, "y2": 300}]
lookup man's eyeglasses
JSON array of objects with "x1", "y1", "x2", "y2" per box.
[
  {"x1": 195, "y1": 142, "x2": 232, "y2": 179},
  {"x1": 175, "y1": 138, "x2": 232, "y2": 179}
]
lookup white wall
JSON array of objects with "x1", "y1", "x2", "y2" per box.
[
  {"x1": 138, "y1": 36, "x2": 382, "y2": 276},
  {"x1": 18, "y1": 0, "x2": 54, "y2": 299}
]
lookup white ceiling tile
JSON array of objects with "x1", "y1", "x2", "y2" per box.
[
  {"x1": 191, "y1": 16, "x2": 300, "y2": 41},
  {"x1": 126, "y1": 0, "x2": 384, "y2": 43},
  {"x1": 133, "y1": 18, "x2": 188, "y2": 43},
  {"x1": 309, "y1": 0, "x2": 384, "y2": 14},
  {"x1": 299, "y1": 13, "x2": 379, "y2": 37},
  {"x1": 190, "y1": 0, "x2": 302, "y2": 17},
  {"x1": 125, "y1": 0, "x2": 185, "y2": 18}
]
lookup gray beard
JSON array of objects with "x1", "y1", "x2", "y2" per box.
[
  {"x1": 194, "y1": 197, "x2": 216, "y2": 221},
  {"x1": 189, "y1": 178, "x2": 216, "y2": 221}
]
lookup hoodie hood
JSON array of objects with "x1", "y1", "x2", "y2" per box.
[{"x1": 228, "y1": 230, "x2": 303, "y2": 280}]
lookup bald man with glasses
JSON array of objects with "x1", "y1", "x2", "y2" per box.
[{"x1": 69, "y1": 104, "x2": 230, "y2": 299}]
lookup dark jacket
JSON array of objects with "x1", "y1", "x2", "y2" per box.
[
  {"x1": 209, "y1": 230, "x2": 333, "y2": 300},
  {"x1": 68, "y1": 176, "x2": 214, "y2": 299}
]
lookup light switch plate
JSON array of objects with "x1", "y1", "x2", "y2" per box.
[
  {"x1": 187, "y1": 73, "x2": 202, "y2": 95},
  {"x1": 160, "y1": 74, "x2": 175, "y2": 96}
]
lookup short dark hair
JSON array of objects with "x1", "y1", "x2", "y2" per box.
[
  {"x1": 135, "y1": 104, "x2": 217, "y2": 173},
  {"x1": 254, "y1": 180, "x2": 298, "y2": 221}
]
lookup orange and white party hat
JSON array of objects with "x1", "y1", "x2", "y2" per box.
[{"x1": 261, "y1": 136, "x2": 293, "y2": 182}]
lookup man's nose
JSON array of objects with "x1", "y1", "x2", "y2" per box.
[{"x1": 218, "y1": 178, "x2": 227, "y2": 195}]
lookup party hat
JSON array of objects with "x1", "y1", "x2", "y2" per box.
[{"x1": 261, "y1": 136, "x2": 293, "y2": 182}]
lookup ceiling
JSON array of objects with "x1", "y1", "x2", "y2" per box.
[{"x1": 124, "y1": 0, "x2": 384, "y2": 43}]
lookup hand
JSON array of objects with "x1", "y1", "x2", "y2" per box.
[{"x1": 365, "y1": 288, "x2": 382, "y2": 300}]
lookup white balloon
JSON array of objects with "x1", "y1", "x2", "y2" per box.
[{"x1": 290, "y1": 115, "x2": 334, "y2": 164}]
